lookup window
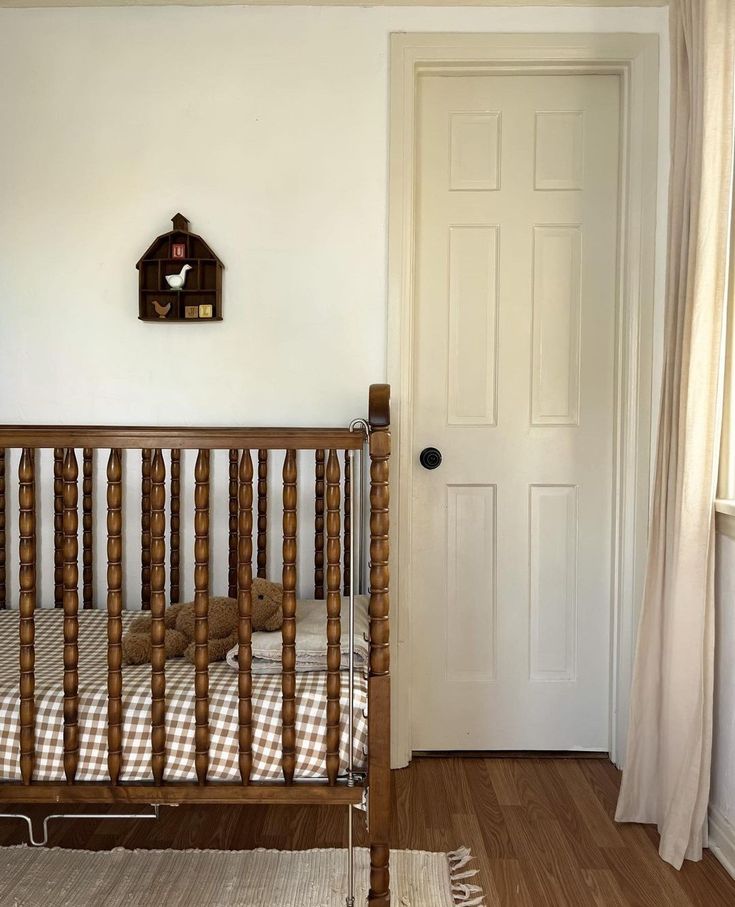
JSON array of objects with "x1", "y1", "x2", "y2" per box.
[{"x1": 716, "y1": 166, "x2": 735, "y2": 533}]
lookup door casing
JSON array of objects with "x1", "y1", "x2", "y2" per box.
[{"x1": 387, "y1": 32, "x2": 661, "y2": 768}]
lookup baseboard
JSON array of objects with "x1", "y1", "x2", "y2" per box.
[
  {"x1": 709, "y1": 805, "x2": 735, "y2": 880},
  {"x1": 411, "y1": 750, "x2": 610, "y2": 760}
]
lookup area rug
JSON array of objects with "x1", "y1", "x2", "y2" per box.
[{"x1": 0, "y1": 845, "x2": 485, "y2": 906}]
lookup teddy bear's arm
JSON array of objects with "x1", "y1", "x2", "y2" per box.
[
  {"x1": 122, "y1": 633, "x2": 152, "y2": 665},
  {"x1": 122, "y1": 628, "x2": 189, "y2": 665},
  {"x1": 127, "y1": 613, "x2": 152, "y2": 634},
  {"x1": 164, "y1": 602, "x2": 186, "y2": 629},
  {"x1": 184, "y1": 629, "x2": 238, "y2": 665}
]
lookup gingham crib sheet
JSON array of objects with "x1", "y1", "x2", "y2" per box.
[{"x1": 0, "y1": 609, "x2": 367, "y2": 783}]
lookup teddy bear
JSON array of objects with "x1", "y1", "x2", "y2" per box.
[{"x1": 121, "y1": 577, "x2": 283, "y2": 666}]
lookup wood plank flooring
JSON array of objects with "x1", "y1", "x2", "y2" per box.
[{"x1": 1, "y1": 757, "x2": 734, "y2": 906}]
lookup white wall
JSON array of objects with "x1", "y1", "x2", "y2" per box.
[
  {"x1": 0, "y1": 5, "x2": 669, "y2": 609},
  {"x1": 712, "y1": 530, "x2": 735, "y2": 877},
  {"x1": 0, "y1": 4, "x2": 669, "y2": 427}
]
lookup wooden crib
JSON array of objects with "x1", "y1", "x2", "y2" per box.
[{"x1": 0, "y1": 384, "x2": 391, "y2": 906}]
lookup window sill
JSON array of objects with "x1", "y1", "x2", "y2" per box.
[{"x1": 715, "y1": 500, "x2": 735, "y2": 540}]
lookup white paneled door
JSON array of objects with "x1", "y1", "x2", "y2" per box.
[{"x1": 411, "y1": 74, "x2": 620, "y2": 751}]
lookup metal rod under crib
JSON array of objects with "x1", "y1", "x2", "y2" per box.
[{"x1": 346, "y1": 419, "x2": 369, "y2": 907}]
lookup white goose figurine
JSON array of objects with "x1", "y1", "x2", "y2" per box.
[{"x1": 165, "y1": 264, "x2": 192, "y2": 291}]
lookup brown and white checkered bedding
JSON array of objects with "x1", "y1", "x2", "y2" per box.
[{"x1": 0, "y1": 609, "x2": 367, "y2": 783}]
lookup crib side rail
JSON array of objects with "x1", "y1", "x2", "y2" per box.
[
  {"x1": 0, "y1": 386, "x2": 388, "y2": 798},
  {"x1": 0, "y1": 427, "x2": 362, "y2": 451}
]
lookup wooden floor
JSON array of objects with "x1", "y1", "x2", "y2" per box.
[{"x1": 2, "y1": 757, "x2": 734, "y2": 906}]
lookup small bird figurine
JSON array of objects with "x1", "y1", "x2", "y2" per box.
[
  {"x1": 165, "y1": 263, "x2": 192, "y2": 291},
  {"x1": 152, "y1": 299, "x2": 171, "y2": 319}
]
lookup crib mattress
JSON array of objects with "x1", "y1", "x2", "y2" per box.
[{"x1": 0, "y1": 609, "x2": 367, "y2": 784}]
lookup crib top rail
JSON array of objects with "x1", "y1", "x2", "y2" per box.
[
  {"x1": 0, "y1": 426, "x2": 364, "y2": 451},
  {"x1": 0, "y1": 384, "x2": 390, "y2": 450},
  {"x1": 0, "y1": 385, "x2": 389, "y2": 450}
]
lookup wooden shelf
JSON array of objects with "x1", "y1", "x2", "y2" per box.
[
  {"x1": 139, "y1": 316, "x2": 224, "y2": 323},
  {"x1": 142, "y1": 289, "x2": 217, "y2": 296},
  {"x1": 137, "y1": 214, "x2": 224, "y2": 323}
]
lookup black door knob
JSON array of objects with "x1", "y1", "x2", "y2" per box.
[{"x1": 419, "y1": 447, "x2": 443, "y2": 470}]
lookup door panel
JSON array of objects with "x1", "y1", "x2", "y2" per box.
[
  {"x1": 446, "y1": 484, "x2": 497, "y2": 683},
  {"x1": 447, "y1": 225, "x2": 499, "y2": 425},
  {"x1": 411, "y1": 73, "x2": 620, "y2": 751}
]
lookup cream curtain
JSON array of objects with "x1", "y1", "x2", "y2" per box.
[{"x1": 615, "y1": 0, "x2": 735, "y2": 869}]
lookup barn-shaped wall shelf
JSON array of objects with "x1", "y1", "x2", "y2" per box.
[{"x1": 137, "y1": 214, "x2": 224, "y2": 322}]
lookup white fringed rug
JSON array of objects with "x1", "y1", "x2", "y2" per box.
[{"x1": 0, "y1": 845, "x2": 485, "y2": 907}]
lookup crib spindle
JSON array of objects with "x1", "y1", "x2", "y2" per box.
[
  {"x1": 170, "y1": 449, "x2": 181, "y2": 605},
  {"x1": 150, "y1": 449, "x2": 167, "y2": 785},
  {"x1": 257, "y1": 449, "x2": 268, "y2": 578},
  {"x1": 314, "y1": 449, "x2": 325, "y2": 599},
  {"x1": 62, "y1": 448, "x2": 80, "y2": 782},
  {"x1": 0, "y1": 447, "x2": 5, "y2": 610},
  {"x1": 229, "y1": 449, "x2": 238, "y2": 597},
  {"x1": 54, "y1": 448, "x2": 63, "y2": 608},
  {"x1": 106, "y1": 449, "x2": 123, "y2": 785},
  {"x1": 18, "y1": 448, "x2": 36, "y2": 784},
  {"x1": 238, "y1": 450, "x2": 254, "y2": 785},
  {"x1": 141, "y1": 449, "x2": 152, "y2": 610},
  {"x1": 326, "y1": 449, "x2": 342, "y2": 785},
  {"x1": 344, "y1": 450, "x2": 351, "y2": 597},
  {"x1": 194, "y1": 449, "x2": 210, "y2": 785},
  {"x1": 281, "y1": 449, "x2": 297, "y2": 784},
  {"x1": 83, "y1": 448, "x2": 94, "y2": 609}
]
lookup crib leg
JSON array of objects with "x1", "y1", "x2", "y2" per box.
[{"x1": 368, "y1": 843, "x2": 390, "y2": 905}]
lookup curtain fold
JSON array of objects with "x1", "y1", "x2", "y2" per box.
[{"x1": 615, "y1": 0, "x2": 735, "y2": 869}]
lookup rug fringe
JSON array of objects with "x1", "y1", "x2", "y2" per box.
[{"x1": 447, "y1": 848, "x2": 486, "y2": 906}]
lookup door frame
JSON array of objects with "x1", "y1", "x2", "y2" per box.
[{"x1": 387, "y1": 32, "x2": 660, "y2": 767}]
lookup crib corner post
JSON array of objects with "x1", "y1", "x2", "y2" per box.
[{"x1": 367, "y1": 384, "x2": 391, "y2": 906}]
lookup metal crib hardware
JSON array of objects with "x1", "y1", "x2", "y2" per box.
[
  {"x1": 346, "y1": 419, "x2": 369, "y2": 907},
  {"x1": 355, "y1": 773, "x2": 369, "y2": 819},
  {"x1": 0, "y1": 804, "x2": 160, "y2": 847},
  {"x1": 349, "y1": 418, "x2": 370, "y2": 594},
  {"x1": 346, "y1": 802, "x2": 355, "y2": 907}
]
